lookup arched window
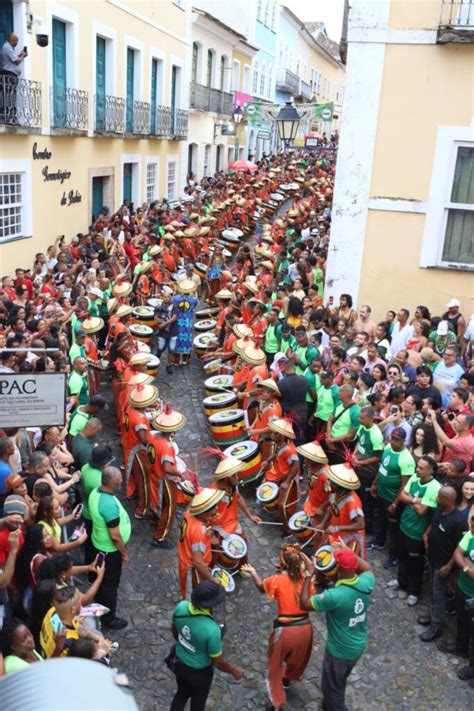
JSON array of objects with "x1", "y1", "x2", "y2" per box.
[
  {"x1": 207, "y1": 50, "x2": 214, "y2": 87},
  {"x1": 192, "y1": 43, "x2": 199, "y2": 83},
  {"x1": 203, "y1": 144, "x2": 211, "y2": 176},
  {"x1": 252, "y1": 59, "x2": 259, "y2": 94},
  {"x1": 220, "y1": 56, "x2": 227, "y2": 91}
]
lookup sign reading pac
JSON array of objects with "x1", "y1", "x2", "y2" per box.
[{"x1": 0, "y1": 373, "x2": 67, "y2": 428}]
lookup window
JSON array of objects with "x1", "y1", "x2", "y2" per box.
[
  {"x1": 271, "y1": 0, "x2": 277, "y2": 30},
  {"x1": 257, "y1": 0, "x2": 263, "y2": 21},
  {"x1": 146, "y1": 163, "x2": 157, "y2": 203},
  {"x1": 264, "y1": 0, "x2": 270, "y2": 25},
  {"x1": 267, "y1": 66, "x2": 273, "y2": 99},
  {"x1": 232, "y1": 60, "x2": 240, "y2": 92},
  {"x1": 167, "y1": 161, "x2": 176, "y2": 200},
  {"x1": 220, "y1": 56, "x2": 226, "y2": 91},
  {"x1": 207, "y1": 50, "x2": 214, "y2": 87},
  {"x1": 0, "y1": 173, "x2": 23, "y2": 242},
  {"x1": 441, "y1": 146, "x2": 474, "y2": 266},
  {"x1": 259, "y1": 62, "x2": 266, "y2": 97},
  {"x1": 252, "y1": 60, "x2": 259, "y2": 94},
  {"x1": 243, "y1": 65, "x2": 251, "y2": 93},
  {"x1": 192, "y1": 42, "x2": 198, "y2": 83},
  {"x1": 203, "y1": 145, "x2": 211, "y2": 177}
]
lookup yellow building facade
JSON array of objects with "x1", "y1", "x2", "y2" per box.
[
  {"x1": 326, "y1": 0, "x2": 473, "y2": 318},
  {"x1": 0, "y1": 0, "x2": 189, "y2": 274}
]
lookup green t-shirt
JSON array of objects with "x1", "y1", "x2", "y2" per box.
[
  {"x1": 294, "y1": 344, "x2": 319, "y2": 376},
  {"x1": 458, "y1": 531, "x2": 474, "y2": 598},
  {"x1": 400, "y1": 475, "x2": 441, "y2": 541},
  {"x1": 72, "y1": 434, "x2": 94, "y2": 469},
  {"x1": 87, "y1": 298, "x2": 100, "y2": 317},
  {"x1": 312, "y1": 267, "x2": 324, "y2": 297},
  {"x1": 331, "y1": 403, "x2": 360, "y2": 440},
  {"x1": 69, "y1": 343, "x2": 86, "y2": 364},
  {"x1": 311, "y1": 572, "x2": 375, "y2": 660},
  {"x1": 89, "y1": 488, "x2": 131, "y2": 552},
  {"x1": 4, "y1": 651, "x2": 43, "y2": 674},
  {"x1": 376, "y1": 446, "x2": 416, "y2": 503},
  {"x1": 356, "y1": 425, "x2": 384, "y2": 461},
  {"x1": 279, "y1": 334, "x2": 297, "y2": 355},
  {"x1": 305, "y1": 368, "x2": 321, "y2": 404},
  {"x1": 173, "y1": 600, "x2": 222, "y2": 669},
  {"x1": 315, "y1": 384, "x2": 335, "y2": 421},
  {"x1": 68, "y1": 407, "x2": 90, "y2": 436},
  {"x1": 264, "y1": 322, "x2": 280, "y2": 354},
  {"x1": 68, "y1": 371, "x2": 89, "y2": 405},
  {"x1": 80, "y1": 463, "x2": 103, "y2": 520}
]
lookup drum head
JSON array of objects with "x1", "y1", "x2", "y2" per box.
[
  {"x1": 147, "y1": 355, "x2": 160, "y2": 367},
  {"x1": 222, "y1": 534, "x2": 247, "y2": 559},
  {"x1": 195, "y1": 262, "x2": 207, "y2": 272},
  {"x1": 204, "y1": 375, "x2": 233, "y2": 389},
  {"x1": 195, "y1": 319, "x2": 217, "y2": 331},
  {"x1": 135, "y1": 341, "x2": 151, "y2": 353},
  {"x1": 314, "y1": 545, "x2": 336, "y2": 573},
  {"x1": 256, "y1": 481, "x2": 279, "y2": 503},
  {"x1": 130, "y1": 324, "x2": 153, "y2": 336},
  {"x1": 209, "y1": 409, "x2": 243, "y2": 424},
  {"x1": 204, "y1": 393, "x2": 235, "y2": 406},
  {"x1": 203, "y1": 359, "x2": 222, "y2": 373},
  {"x1": 289, "y1": 511, "x2": 310, "y2": 531},
  {"x1": 224, "y1": 440, "x2": 258, "y2": 460},
  {"x1": 212, "y1": 567, "x2": 235, "y2": 593},
  {"x1": 194, "y1": 333, "x2": 217, "y2": 348},
  {"x1": 178, "y1": 479, "x2": 196, "y2": 496},
  {"x1": 147, "y1": 298, "x2": 161, "y2": 309},
  {"x1": 133, "y1": 306, "x2": 154, "y2": 317}
]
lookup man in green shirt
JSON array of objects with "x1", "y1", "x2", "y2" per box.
[
  {"x1": 263, "y1": 309, "x2": 281, "y2": 365},
  {"x1": 304, "y1": 357, "x2": 322, "y2": 414},
  {"x1": 170, "y1": 580, "x2": 244, "y2": 708},
  {"x1": 313, "y1": 370, "x2": 337, "y2": 436},
  {"x1": 89, "y1": 465, "x2": 131, "y2": 630},
  {"x1": 68, "y1": 331, "x2": 86, "y2": 365},
  {"x1": 289, "y1": 327, "x2": 320, "y2": 376},
  {"x1": 80, "y1": 444, "x2": 114, "y2": 564},
  {"x1": 301, "y1": 544, "x2": 375, "y2": 711},
  {"x1": 326, "y1": 385, "x2": 360, "y2": 465},
  {"x1": 67, "y1": 356, "x2": 90, "y2": 407},
  {"x1": 277, "y1": 322, "x2": 297, "y2": 356},
  {"x1": 392, "y1": 457, "x2": 441, "y2": 606},
  {"x1": 71, "y1": 417, "x2": 102, "y2": 469},
  {"x1": 371, "y1": 427, "x2": 416, "y2": 569},
  {"x1": 68, "y1": 394, "x2": 106, "y2": 437},
  {"x1": 354, "y1": 406, "x2": 384, "y2": 536}
]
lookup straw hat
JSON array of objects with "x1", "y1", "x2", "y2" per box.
[
  {"x1": 139, "y1": 261, "x2": 153, "y2": 274},
  {"x1": 261, "y1": 235, "x2": 274, "y2": 244},
  {"x1": 198, "y1": 226, "x2": 210, "y2": 236},
  {"x1": 214, "y1": 455, "x2": 245, "y2": 480},
  {"x1": 162, "y1": 233, "x2": 175, "y2": 241},
  {"x1": 241, "y1": 344, "x2": 266, "y2": 366},
  {"x1": 256, "y1": 378, "x2": 280, "y2": 396},
  {"x1": 150, "y1": 245, "x2": 163, "y2": 257},
  {"x1": 128, "y1": 372, "x2": 153, "y2": 386},
  {"x1": 107, "y1": 297, "x2": 119, "y2": 315},
  {"x1": 233, "y1": 336, "x2": 255, "y2": 356},
  {"x1": 184, "y1": 227, "x2": 197, "y2": 237},
  {"x1": 128, "y1": 383, "x2": 158, "y2": 408},
  {"x1": 296, "y1": 441, "x2": 328, "y2": 464},
  {"x1": 174, "y1": 230, "x2": 185, "y2": 238},
  {"x1": 81, "y1": 316, "x2": 104, "y2": 334},
  {"x1": 113, "y1": 281, "x2": 132, "y2": 298},
  {"x1": 189, "y1": 212, "x2": 199, "y2": 220},
  {"x1": 269, "y1": 418, "x2": 296, "y2": 439},
  {"x1": 232, "y1": 323, "x2": 253, "y2": 339},
  {"x1": 152, "y1": 408, "x2": 187, "y2": 432},
  {"x1": 243, "y1": 281, "x2": 259, "y2": 296},
  {"x1": 116, "y1": 305, "x2": 133, "y2": 319},
  {"x1": 129, "y1": 352, "x2": 151, "y2": 366},
  {"x1": 288, "y1": 209, "x2": 299, "y2": 218},
  {"x1": 190, "y1": 488, "x2": 225, "y2": 516},
  {"x1": 327, "y1": 464, "x2": 360, "y2": 490},
  {"x1": 255, "y1": 245, "x2": 273, "y2": 259},
  {"x1": 261, "y1": 260, "x2": 274, "y2": 271},
  {"x1": 215, "y1": 289, "x2": 233, "y2": 300},
  {"x1": 178, "y1": 279, "x2": 197, "y2": 295}
]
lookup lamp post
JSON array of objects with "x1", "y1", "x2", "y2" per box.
[
  {"x1": 233, "y1": 106, "x2": 243, "y2": 160},
  {"x1": 275, "y1": 100, "x2": 301, "y2": 151}
]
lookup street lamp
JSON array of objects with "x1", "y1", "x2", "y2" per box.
[
  {"x1": 275, "y1": 101, "x2": 301, "y2": 150},
  {"x1": 233, "y1": 106, "x2": 243, "y2": 124}
]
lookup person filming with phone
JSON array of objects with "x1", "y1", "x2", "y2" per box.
[{"x1": 0, "y1": 33, "x2": 27, "y2": 124}]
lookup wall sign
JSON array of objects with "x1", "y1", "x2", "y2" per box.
[
  {"x1": 61, "y1": 190, "x2": 82, "y2": 206},
  {"x1": 0, "y1": 373, "x2": 67, "y2": 427},
  {"x1": 32, "y1": 142, "x2": 82, "y2": 207},
  {"x1": 32, "y1": 142, "x2": 52, "y2": 160}
]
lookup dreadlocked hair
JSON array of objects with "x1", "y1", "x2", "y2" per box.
[{"x1": 279, "y1": 543, "x2": 304, "y2": 584}]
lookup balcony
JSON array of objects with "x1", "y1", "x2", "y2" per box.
[
  {"x1": 0, "y1": 76, "x2": 42, "y2": 130},
  {"x1": 173, "y1": 109, "x2": 188, "y2": 139},
  {"x1": 275, "y1": 68, "x2": 300, "y2": 95},
  {"x1": 189, "y1": 82, "x2": 233, "y2": 115},
  {"x1": 438, "y1": 0, "x2": 474, "y2": 42},
  {"x1": 299, "y1": 79, "x2": 313, "y2": 101},
  {"x1": 131, "y1": 100, "x2": 151, "y2": 135},
  {"x1": 152, "y1": 105, "x2": 172, "y2": 136},
  {"x1": 95, "y1": 95, "x2": 126, "y2": 134},
  {"x1": 51, "y1": 87, "x2": 88, "y2": 131}
]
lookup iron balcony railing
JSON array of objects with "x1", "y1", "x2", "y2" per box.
[
  {"x1": 438, "y1": 1, "x2": 474, "y2": 40},
  {"x1": 51, "y1": 87, "x2": 88, "y2": 130},
  {"x1": 95, "y1": 94, "x2": 126, "y2": 133},
  {"x1": 132, "y1": 100, "x2": 151, "y2": 134},
  {"x1": 174, "y1": 108, "x2": 188, "y2": 139},
  {"x1": 189, "y1": 82, "x2": 233, "y2": 115},
  {"x1": 299, "y1": 79, "x2": 313, "y2": 100},
  {"x1": 0, "y1": 75, "x2": 42, "y2": 127},
  {"x1": 150, "y1": 106, "x2": 188, "y2": 139},
  {"x1": 275, "y1": 68, "x2": 300, "y2": 94}
]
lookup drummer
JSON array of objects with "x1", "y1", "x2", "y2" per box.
[
  {"x1": 178, "y1": 488, "x2": 225, "y2": 599},
  {"x1": 235, "y1": 344, "x2": 268, "y2": 416},
  {"x1": 296, "y1": 440, "x2": 330, "y2": 525},
  {"x1": 147, "y1": 407, "x2": 187, "y2": 549},
  {"x1": 242, "y1": 544, "x2": 314, "y2": 711},
  {"x1": 123, "y1": 382, "x2": 158, "y2": 512},
  {"x1": 208, "y1": 454, "x2": 261, "y2": 567},
  {"x1": 262, "y1": 418, "x2": 300, "y2": 534},
  {"x1": 133, "y1": 260, "x2": 153, "y2": 304},
  {"x1": 248, "y1": 379, "x2": 282, "y2": 442}
]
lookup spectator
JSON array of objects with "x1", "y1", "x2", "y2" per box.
[
  {"x1": 432, "y1": 346, "x2": 465, "y2": 408},
  {"x1": 428, "y1": 411, "x2": 474, "y2": 473},
  {"x1": 71, "y1": 417, "x2": 103, "y2": 469}
]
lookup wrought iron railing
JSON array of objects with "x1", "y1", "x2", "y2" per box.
[
  {"x1": 132, "y1": 100, "x2": 151, "y2": 134},
  {"x1": 152, "y1": 105, "x2": 172, "y2": 136},
  {"x1": 50, "y1": 87, "x2": 88, "y2": 130},
  {"x1": 189, "y1": 82, "x2": 233, "y2": 115},
  {"x1": 275, "y1": 68, "x2": 300, "y2": 94},
  {"x1": 440, "y1": 0, "x2": 474, "y2": 27},
  {"x1": 299, "y1": 79, "x2": 313, "y2": 100},
  {"x1": 95, "y1": 94, "x2": 126, "y2": 133},
  {"x1": 0, "y1": 76, "x2": 42, "y2": 127},
  {"x1": 173, "y1": 109, "x2": 188, "y2": 138}
]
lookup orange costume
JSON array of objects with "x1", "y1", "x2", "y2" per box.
[
  {"x1": 327, "y1": 490, "x2": 366, "y2": 556},
  {"x1": 147, "y1": 434, "x2": 178, "y2": 543},
  {"x1": 265, "y1": 441, "x2": 300, "y2": 531},
  {"x1": 178, "y1": 510, "x2": 212, "y2": 599},
  {"x1": 243, "y1": 363, "x2": 268, "y2": 410},
  {"x1": 303, "y1": 465, "x2": 330, "y2": 518},
  {"x1": 250, "y1": 400, "x2": 282, "y2": 442}
]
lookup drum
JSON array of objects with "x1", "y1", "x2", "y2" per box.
[
  {"x1": 135, "y1": 340, "x2": 151, "y2": 354},
  {"x1": 177, "y1": 479, "x2": 196, "y2": 503},
  {"x1": 288, "y1": 511, "x2": 314, "y2": 543},
  {"x1": 204, "y1": 374, "x2": 233, "y2": 397},
  {"x1": 218, "y1": 534, "x2": 247, "y2": 572},
  {"x1": 314, "y1": 545, "x2": 337, "y2": 578},
  {"x1": 203, "y1": 359, "x2": 222, "y2": 375},
  {"x1": 256, "y1": 481, "x2": 279, "y2": 511},
  {"x1": 196, "y1": 307, "x2": 219, "y2": 320},
  {"x1": 203, "y1": 392, "x2": 237, "y2": 418},
  {"x1": 194, "y1": 319, "x2": 217, "y2": 333},
  {"x1": 146, "y1": 354, "x2": 160, "y2": 377},
  {"x1": 147, "y1": 297, "x2": 162, "y2": 310},
  {"x1": 262, "y1": 202, "x2": 276, "y2": 214},
  {"x1": 132, "y1": 306, "x2": 156, "y2": 329},
  {"x1": 129, "y1": 323, "x2": 154, "y2": 344},
  {"x1": 270, "y1": 192, "x2": 285, "y2": 202},
  {"x1": 193, "y1": 333, "x2": 218, "y2": 359},
  {"x1": 211, "y1": 566, "x2": 235, "y2": 593},
  {"x1": 209, "y1": 409, "x2": 246, "y2": 446},
  {"x1": 194, "y1": 262, "x2": 207, "y2": 281},
  {"x1": 223, "y1": 440, "x2": 262, "y2": 485},
  {"x1": 222, "y1": 227, "x2": 243, "y2": 240}
]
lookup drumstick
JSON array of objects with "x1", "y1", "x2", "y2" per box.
[
  {"x1": 282, "y1": 491, "x2": 306, "y2": 509},
  {"x1": 301, "y1": 533, "x2": 316, "y2": 551},
  {"x1": 258, "y1": 521, "x2": 284, "y2": 526}
]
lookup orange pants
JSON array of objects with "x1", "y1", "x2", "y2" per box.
[
  {"x1": 267, "y1": 623, "x2": 313, "y2": 709},
  {"x1": 151, "y1": 479, "x2": 177, "y2": 542}
]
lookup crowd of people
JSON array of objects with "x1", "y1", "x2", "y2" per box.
[{"x1": 0, "y1": 147, "x2": 473, "y2": 711}]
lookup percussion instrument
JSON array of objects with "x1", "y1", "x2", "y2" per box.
[
  {"x1": 222, "y1": 227, "x2": 243, "y2": 240},
  {"x1": 203, "y1": 391, "x2": 238, "y2": 418},
  {"x1": 146, "y1": 354, "x2": 160, "y2": 377},
  {"x1": 217, "y1": 534, "x2": 247, "y2": 572},
  {"x1": 220, "y1": 236, "x2": 240, "y2": 252},
  {"x1": 270, "y1": 192, "x2": 285, "y2": 202},
  {"x1": 193, "y1": 262, "x2": 207, "y2": 281},
  {"x1": 212, "y1": 566, "x2": 235, "y2": 593},
  {"x1": 193, "y1": 333, "x2": 218, "y2": 359},
  {"x1": 147, "y1": 297, "x2": 162, "y2": 310},
  {"x1": 135, "y1": 340, "x2": 151, "y2": 354},
  {"x1": 196, "y1": 307, "x2": 219, "y2": 320},
  {"x1": 288, "y1": 511, "x2": 314, "y2": 543},
  {"x1": 177, "y1": 479, "x2": 196, "y2": 503},
  {"x1": 203, "y1": 358, "x2": 222, "y2": 375},
  {"x1": 262, "y1": 202, "x2": 276, "y2": 214},
  {"x1": 129, "y1": 323, "x2": 154, "y2": 344},
  {"x1": 314, "y1": 545, "x2": 337, "y2": 578},
  {"x1": 204, "y1": 374, "x2": 233, "y2": 397},
  {"x1": 209, "y1": 409, "x2": 246, "y2": 446},
  {"x1": 132, "y1": 306, "x2": 156, "y2": 329},
  {"x1": 286, "y1": 183, "x2": 299, "y2": 191},
  {"x1": 256, "y1": 481, "x2": 279, "y2": 511},
  {"x1": 223, "y1": 440, "x2": 262, "y2": 485},
  {"x1": 194, "y1": 319, "x2": 217, "y2": 333}
]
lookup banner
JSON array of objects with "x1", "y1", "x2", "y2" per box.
[
  {"x1": 0, "y1": 373, "x2": 67, "y2": 427},
  {"x1": 313, "y1": 102, "x2": 334, "y2": 122},
  {"x1": 242, "y1": 101, "x2": 265, "y2": 122},
  {"x1": 242, "y1": 101, "x2": 334, "y2": 123}
]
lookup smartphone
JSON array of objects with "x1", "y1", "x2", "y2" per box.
[
  {"x1": 73, "y1": 503, "x2": 83, "y2": 519},
  {"x1": 447, "y1": 412, "x2": 455, "y2": 421},
  {"x1": 69, "y1": 526, "x2": 84, "y2": 542},
  {"x1": 390, "y1": 406, "x2": 399, "y2": 415},
  {"x1": 23, "y1": 46, "x2": 27, "y2": 53},
  {"x1": 97, "y1": 552, "x2": 106, "y2": 567}
]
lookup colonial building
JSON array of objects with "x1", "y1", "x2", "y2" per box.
[{"x1": 326, "y1": 0, "x2": 473, "y2": 316}]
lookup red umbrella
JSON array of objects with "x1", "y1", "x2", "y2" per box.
[
  {"x1": 228, "y1": 159, "x2": 258, "y2": 173},
  {"x1": 305, "y1": 131, "x2": 323, "y2": 139}
]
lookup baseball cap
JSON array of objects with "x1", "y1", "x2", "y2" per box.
[
  {"x1": 334, "y1": 549, "x2": 358, "y2": 571},
  {"x1": 6, "y1": 473, "x2": 27, "y2": 492},
  {"x1": 89, "y1": 394, "x2": 107, "y2": 409},
  {"x1": 446, "y1": 298, "x2": 460, "y2": 308},
  {"x1": 89, "y1": 287, "x2": 103, "y2": 299},
  {"x1": 191, "y1": 580, "x2": 225, "y2": 609},
  {"x1": 437, "y1": 320, "x2": 449, "y2": 335},
  {"x1": 391, "y1": 427, "x2": 406, "y2": 441},
  {"x1": 75, "y1": 330, "x2": 86, "y2": 339},
  {"x1": 4, "y1": 494, "x2": 28, "y2": 517}
]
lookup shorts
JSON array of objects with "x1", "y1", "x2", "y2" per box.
[{"x1": 157, "y1": 335, "x2": 177, "y2": 353}]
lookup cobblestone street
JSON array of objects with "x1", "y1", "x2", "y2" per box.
[{"x1": 99, "y1": 354, "x2": 472, "y2": 711}]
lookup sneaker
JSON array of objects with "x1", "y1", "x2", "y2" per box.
[
  {"x1": 416, "y1": 613, "x2": 431, "y2": 626},
  {"x1": 150, "y1": 538, "x2": 174, "y2": 549},
  {"x1": 457, "y1": 666, "x2": 474, "y2": 681},
  {"x1": 437, "y1": 641, "x2": 469, "y2": 658},
  {"x1": 366, "y1": 541, "x2": 385, "y2": 551},
  {"x1": 383, "y1": 557, "x2": 398, "y2": 570},
  {"x1": 407, "y1": 595, "x2": 419, "y2": 606},
  {"x1": 103, "y1": 617, "x2": 128, "y2": 630},
  {"x1": 387, "y1": 579, "x2": 399, "y2": 589},
  {"x1": 420, "y1": 626, "x2": 441, "y2": 642}
]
